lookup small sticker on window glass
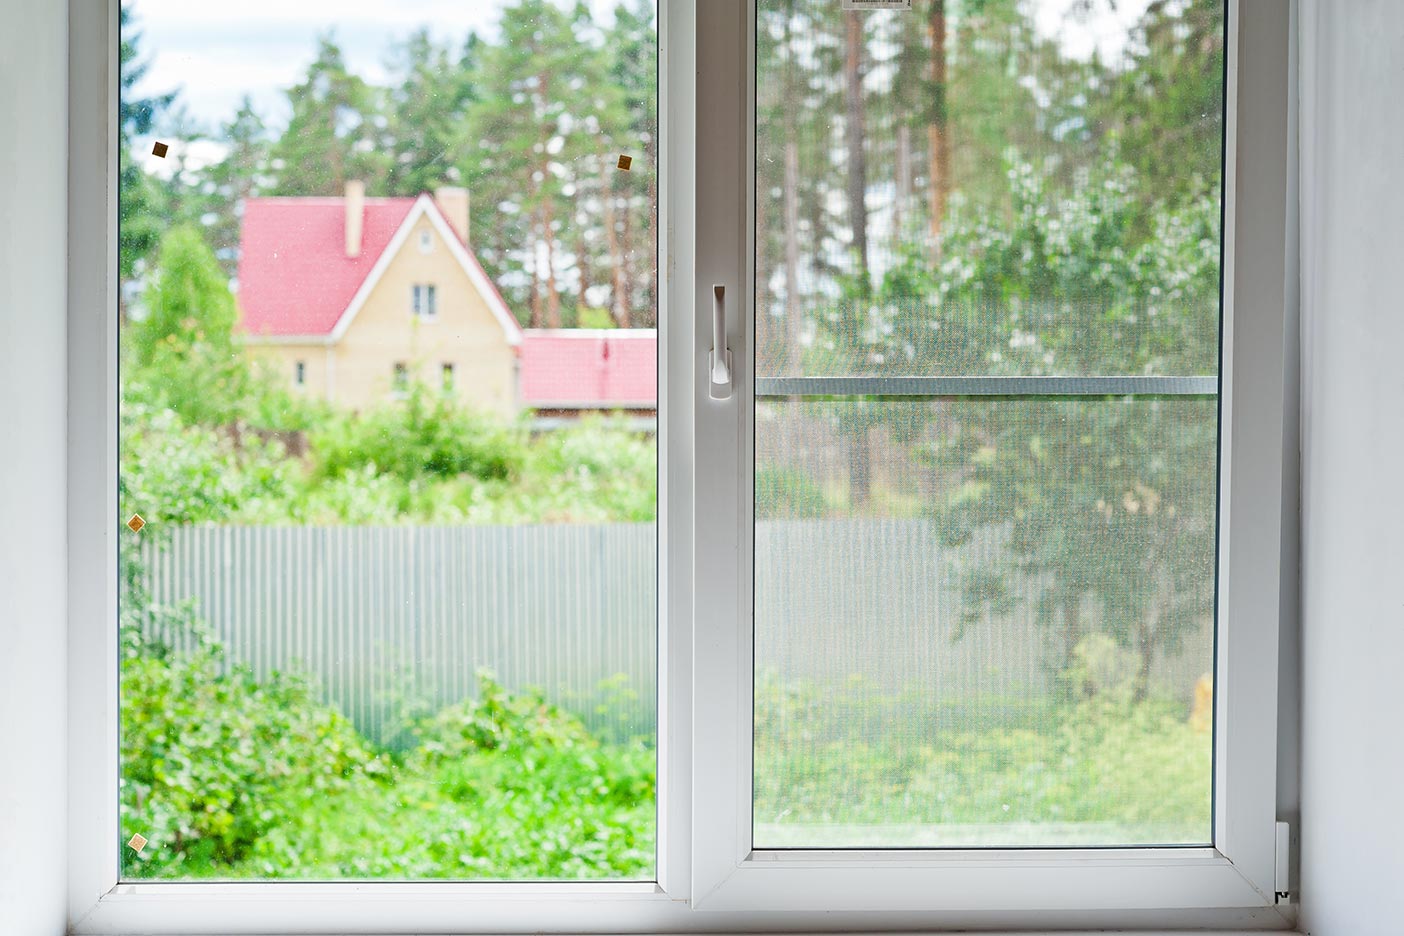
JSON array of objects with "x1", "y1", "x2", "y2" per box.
[{"x1": 840, "y1": 0, "x2": 912, "y2": 9}]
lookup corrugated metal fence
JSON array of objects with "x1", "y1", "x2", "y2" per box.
[
  {"x1": 141, "y1": 522, "x2": 1211, "y2": 746},
  {"x1": 142, "y1": 525, "x2": 657, "y2": 745}
]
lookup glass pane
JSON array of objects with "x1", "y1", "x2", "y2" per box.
[
  {"x1": 755, "y1": 397, "x2": 1216, "y2": 847},
  {"x1": 118, "y1": 0, "x2": 658, "y2": 880},
  {"x1": 755, "y1": 0, "x2": 1224, "y2": 379},
  {"x1": 753, "y1": 0, "x2": 1224, "y2": 849}
]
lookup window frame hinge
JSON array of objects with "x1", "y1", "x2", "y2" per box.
[{"x1": 1274, "y1": 820, "x2": 1294, "y2": 903}]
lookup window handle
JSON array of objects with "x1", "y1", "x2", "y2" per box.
[{"x1": 709, "y1": 284, "x2": 733, "y2": 400}]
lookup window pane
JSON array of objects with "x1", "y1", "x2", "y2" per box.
[
  {"x1": 753, "y1": 0, "x2": 1224, "y2": 849},
  {"x1": 754, "y1": 0, "x2": 1224, "y2": 380},
  {"x1": 754, "y1": 396, "x2": 1216, "y2": 847},
  {"x1": 118, "y1": 0, "x2": 658, "y2": 880}
]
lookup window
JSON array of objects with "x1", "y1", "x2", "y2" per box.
[
  {"x1": 688, "y1": 0, "x2": 1292, "y2": 917},
  {"x1": 106, "y1": 0, "x2": 659, "y2": 897},
  {"x1": 412, "y1": 283, "x2": 437, "y2": 320},
  {"x1": 419, "y1": 228, "x2": 434, "y2": 254},
  {"x1": 66, "y1": 0, "x2": 1293, "y2": 931}
]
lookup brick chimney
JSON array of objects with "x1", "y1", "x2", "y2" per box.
[
  {"x1": 344, "y1": 179, "x2": 365, "y2": 258},
  {"x1": 435, "y1": 186, "x2": 470, "y2": 246}
]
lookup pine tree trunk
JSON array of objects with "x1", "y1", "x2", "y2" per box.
[
  {"x1": 620, "y1": 201, "x2": 634, "y2": 328},
  {"x1": 575, "y1": 199, "x2": 593, "y2": 316},
  {"x1": 848, "y1": 423, "x2": 872, "y2": 508},
  {"x1": 755, "y1": 163, "x2": 770, "y2": 372},
  {"x1": 645, "y1": 133, "x2": 659, "y2": 325},
  {"x1": 844, "y1": 11, "x2": 870, "y2": 286},
  {"x1": 544, "y1": 195, "x2": 561, "y2": 329},
  {"x1": 1063, "y1": 592, "x2": 1083, "y2": 679},
  {"x1": 926, "y1": 0, "x2": 949, "y2": 252},
  {"x1": 602, "y1": 157, "x2": 624, "y2": 327},
  {"x1": 895, "y1": 124, "x2": 912, "y2": 236},
  {"x1": 535, "y1": 64, "x2": 561, "y2": 329},
  {"x1": 783, "y1": 138, "x2": 802, "y2": 372},
  {"x1": 1134, "y1": 625, "x2": 1155, "y2": 704},
  {"x1": 529, "y1": 245, "x2": 543, "y2": 329}
]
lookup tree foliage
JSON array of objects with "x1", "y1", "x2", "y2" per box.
[{"x1": 269, "y1": 36, "x2": 386, "y2": 196}]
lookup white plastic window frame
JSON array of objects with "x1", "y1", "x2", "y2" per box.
[
  {"x1": 63, "y1": 0, "x2": 1293, "y2": 932},
  {"x1": 67, "y1": 2, "x2": 693, "y2": 932},
  {"x1": 689, "y1": 0, "x2": 1293, "y2": 922}
]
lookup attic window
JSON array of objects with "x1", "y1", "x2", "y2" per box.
[{"x1": 418, "y1": 229, "x2": 433, "y2": 254}]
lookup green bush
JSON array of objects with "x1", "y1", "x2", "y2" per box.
[
  {"x1": 120, "y1": 625, "x2": 386, "y2": 878},
  {"x1": 120, "y1": 630, "x2": 656, "y2": 880},
  {"x1": 754, "y1": 674, "x2": 1211, "y2": 843},
  {"x1": 755, "y1": 466, "x2": 829, "y2": 518},
  {"x1": 311, "y1": 384, "x2": 526, "y2": 484}
]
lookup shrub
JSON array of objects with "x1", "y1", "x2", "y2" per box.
[
  {"x1": 311, "y1": 384, "x2": 526, "y2": 484},
  {"x1": 755, "y1": 466, "x2": 829, "y2": 518},
  {"x1": 120, "y1": 625, "x2": 387, "y2": 878},
  {"x1": 754, "y1": 675, "x2": 1210, "y2": 842},
  {"x1": 120, "y1": 633, "x2": 656, "y2": 880}
]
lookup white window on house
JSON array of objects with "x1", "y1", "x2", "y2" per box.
[
  {"x1": 441, "y1": 362, "x2": 455, "y2": 391},
  {"x1": 412, "y1": 283, "x2": 437, "y2": 320},
  {"x1": 392, "y1": 361, "x2": 408, "y2": 392},
  {"x1": 418, "y1": 228, "x2": 433, "y2": 254},
  {"x1": 294, "y1": 360, "x2": 306, "y2": 387}
]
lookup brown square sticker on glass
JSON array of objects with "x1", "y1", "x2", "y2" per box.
[{"x1": 616, "y1": 154, "x2": 632, "y2": 171}]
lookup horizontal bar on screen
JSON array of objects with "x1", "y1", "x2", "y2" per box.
[{"x1": 754, "y1": 375, "x2": 1219, "y2": 398}]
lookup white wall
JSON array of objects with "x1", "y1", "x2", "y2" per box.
[
  {"x1": 1298, "y1": 2, "x2": 1404, "y2": 934},
  {"x1": 0, "y1": 1, "x2": 69, "y2": 934}
]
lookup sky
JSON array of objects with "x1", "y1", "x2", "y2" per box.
[{"x1": 129, "y1": 0, "x2": 637, "y2": 133}]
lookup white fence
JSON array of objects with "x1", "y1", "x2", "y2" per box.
[{"x1": 140, "y1": 522, "x2": 1211, "y2": 745}]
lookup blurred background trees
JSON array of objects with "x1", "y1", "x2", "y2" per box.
[{"x1": 120, "y1": 0, "x2": 1225, "y2": 691}]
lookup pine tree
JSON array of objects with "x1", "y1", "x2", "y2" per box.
[
  {"x1": 463, "y1": 0, "x2": 623, "y2": 327},
  {"x1": 384, "y1": 30, "x2": 477, "y2": 196},
  {"x1": 200, "y1": 97, "x2": 270, "y2": 275},
  {"x1": 269, "y1": 36, "x2": 387, "y2": 196},
  {"x1": 605, "y1": 0, "x2": 659, "y2": 326},
  {"x1": 127, "y1": 225, "x2": 251, "y2": 427},
  {"x1": 119, "y1": 3, "x2": 176, "y2": 285}
]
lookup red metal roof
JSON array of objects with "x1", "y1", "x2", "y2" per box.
[
  {"x1": 236, "y1": 196, "x2": 416, "y2": 337},
  {"x1": 519, "y1": 330, "x2": 658, "y2": 409}
]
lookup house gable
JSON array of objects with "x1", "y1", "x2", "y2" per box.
[{"x1": 326, "y1": 195, "x2": 522, "y2": 347}]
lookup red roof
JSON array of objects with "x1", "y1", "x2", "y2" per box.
[
  {"x1": 236, "y1": 196, "x2": 416, "y2": 337},
  {"x1": 519, "y1": 330, "x2": 657, "y2": 409}
]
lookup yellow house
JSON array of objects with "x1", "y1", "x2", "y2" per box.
[{"x1": 236, "y1": 182, "x2": 522, "y2": 415}]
